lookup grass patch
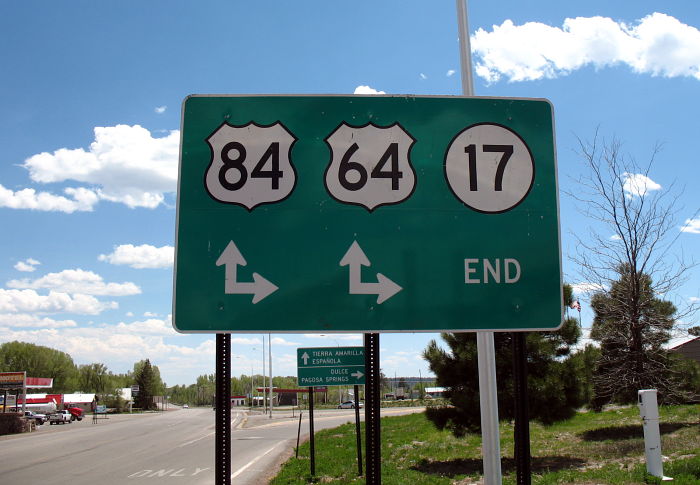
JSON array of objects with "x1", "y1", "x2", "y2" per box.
[{"x1": 270, "y1": 405, "x2": 699, "y2": 484}]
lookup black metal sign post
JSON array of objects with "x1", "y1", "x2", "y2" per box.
[
  {"x1": 512, "y1": 332, "x2": 531, "y2": 485},
  {"x1": 308, "y1": 386, "x2": 316, "y2": 477},
  {"x1": 296, "y1": 412, "x2": 303, "y2": 458},
  {"x1": 215, "y1": 333, "x2": 231, "y2": 485},
  {"x1": 364, "y1": 333, "x2": 381, "y2": 484},
  {"x1": 354, "y1": 384, "x2": 363, "y2": 476}
]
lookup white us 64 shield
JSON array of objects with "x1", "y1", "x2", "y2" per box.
[
  {"x1": 205, "y1": 122, "x2": 297, "y2": 210},
  {"x1": 324, "y1": 123, "x2": 416, "y2": 211}
]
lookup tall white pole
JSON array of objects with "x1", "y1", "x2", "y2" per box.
[
  {"x1": 456, "y1": 1, "x2": 503, "y2": 483},
  {"x1": 261, "y1": 336, "x2": 266, "y2": 412},
  {"x1": 268, "y1": 333, "x2": 273, "y2": 418}
]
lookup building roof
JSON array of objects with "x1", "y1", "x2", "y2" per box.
[
  {"x1": 62, "y1": 393, "x2": 95, "y2": 403},
  {"x1": 424, "y1": 387, "x2": 446, "y2": 393},
  {"x1": 670, "y1": 336, "x2": 700, "y2": 350}
]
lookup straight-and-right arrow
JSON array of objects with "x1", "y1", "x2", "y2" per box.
[
  {"x1": 339, "y1": 241, "x2": 402, "y2": 304},
  {"x1": 216, "y1": 241, "x2": 278, "y2": 304}
]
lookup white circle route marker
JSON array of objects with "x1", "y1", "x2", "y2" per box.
[{"x1": 444, "y1": 123, "x2": 534, "y2": 213}]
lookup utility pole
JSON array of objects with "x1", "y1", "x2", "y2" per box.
[
  {"x1": 268, "y1": 332, "x2": 273, "y2": 418},
  {"x1": 456, "y1": 1, "x2": 502, "y2": 483},
  {"x1": 261, "y1": 336, "x2": 266, "y2": 413}
]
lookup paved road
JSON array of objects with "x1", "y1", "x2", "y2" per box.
[{"x1": 0, "y1": 406, "x2": 423, "y2": 484}]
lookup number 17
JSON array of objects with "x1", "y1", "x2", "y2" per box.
[{"x1": 464, "y1": 144, "x2": 514, "y2": 192}]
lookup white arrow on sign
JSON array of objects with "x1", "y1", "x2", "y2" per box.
[
  {"x1": 301, "y1": 352, "x2": 310, "y2": 365},
  {"x1": 339, "y1": 241, "x2": 402, "y2": 304},
  {"x1": 351, "y1": 371, "x2": 364, "y2": 380},
  {"x1": 216, "y1": 241, "x2": 278, "y2": 304}
]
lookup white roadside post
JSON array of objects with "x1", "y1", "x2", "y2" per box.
[
  {"x1": 456, "y1": 1, "x2": 503, "y2": 483},
  {"x1": 638, "y1": 389, "x2": 673, "y2": 481}
]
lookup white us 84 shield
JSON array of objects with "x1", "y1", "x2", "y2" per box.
[
  {"x1": 205, "y1": 122, "x2": 297, "y2": 210},
  {"x1": 324, "y1": 123, "x2": 416, "y2": 211}
]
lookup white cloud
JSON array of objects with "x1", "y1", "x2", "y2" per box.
[
  {"x1": 115, "y1": 316, "x2": 177, "y2": 336},
  {"x1": 446, "y1": 69, "x2": 456, "y2": 77},
  {"x1": 0, "y1": 289, "x2": 117, "y2": 314},
  {"x1": 689, "y1": 296, "x2": 700, "y2": 302},
  {"x1": 0, "y1": 324, "x2": 206, "y2": 368},
  {"x1": 419, "y1": 73, "x2": 428, "y2": 80},
  {"x1": 143, "y1": 311, "x2": 158, "y2": 317},
  {"x1": 472, "y1": 13, "x2": 700, "y2": 83},
  {"x1": 271, "y1": 337, "x2": 300, "y2": 346},
  {"x1": 0, "y1": 314, "x2": 78, "y2": 328},
  {"x1": 0, "y1": 184, "x2": 99, "y2": 213},
  {"x1": 126, "y1": 311, "x2": 134, "y2": 317},
  {"x1": 14, "y1": 258, "x2": 41, "y2": 272},
  {"x1": 383, "y1": 350, "x2": 424, "y2": 371},
  {"x1": 681, "y1": 218, "x2": 700, "y2": 234},
  {"x1": 622, "y1": 172, "x2": 661, "y2": 197},
  {"x1": 571, "y1": 282, "x2": 606, "y2": 295},
  {"x1": 98, "y1": 244, "x2": 174, "y2": 269},
  {"x1": 610, "y1": 234, "x2": 622, "y2": 241},
  {"x1": 7, "y1": 269, "x2": 141, "y2": 296},
  {"x1": 155, "y1": 106, "x2": 167, "y2": 114},
  {"x1": 22, "y1": 124, "x2": 179, "y2": 209},
  {"x1": 0, "y1": 310, "x2": 232, "y2": 383},
  {"x1": 353, "y1": 85, "x2": 386, "y2": 95},
  {"x1": 230, "y1": 337, "x2": 262, "y2": 346}
]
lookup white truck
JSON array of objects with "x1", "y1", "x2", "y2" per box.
[{"x1": 48, "y1": 410, "x2": 72, "y2": 425}]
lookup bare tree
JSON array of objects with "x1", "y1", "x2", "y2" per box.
[{"x1": 568, "y1": 132, "x2": 698, "y2": 406}]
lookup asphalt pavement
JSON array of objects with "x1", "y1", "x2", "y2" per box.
[{"x1": 0, "y1": 405, "x2": 424, "y2": 484}]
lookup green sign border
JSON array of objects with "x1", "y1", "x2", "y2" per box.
[{"x1": 173, "y1": 95, "x2": 563, "y2": 333}]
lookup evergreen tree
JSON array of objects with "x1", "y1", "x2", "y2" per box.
[
  {"x1": 133, "y1": 359, "x2": 161, "y2": 410},
  {"x1": 567, "y1": 344, "x2": 601, "y2": 407},
  {"x1": 422, "y1": 284, "x2": 585, "y2": 436},
  {"x1": 590, "y1": 267, "x2": 693, "y2": 407}
]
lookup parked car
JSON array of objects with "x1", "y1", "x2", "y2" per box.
[
  {"x1": 338, "y1": 401, "x2": 364, "y2": 409},
  {"x1": 182, "y1": 404, "x2": 189, "y2": 409},
  {"x1": 24, "y1": 411, "x2": 48, "y2": 424},
  {"x1": 48, "y1": 410, "x2": 72, "y2": 425}
]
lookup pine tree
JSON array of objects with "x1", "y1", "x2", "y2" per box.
[
  {"x1": 589, "y1": 267, "x2": 692, "y2": 407},
  {"x1": 133, "y1": 359, "x2": 157, "y2": 410}
]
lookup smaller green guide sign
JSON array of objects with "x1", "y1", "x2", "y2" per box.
[{"x1": 297, "y1": 347, "x2": 366, "y2": 387}]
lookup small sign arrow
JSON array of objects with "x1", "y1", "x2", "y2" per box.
[
  {"x1": 339, "y1": 241, "x2": 402, "y2": 304},
  {"x1": 216, "y1": 241, "x2": 278, "y2": 304},
  {"x1": 351, "y1": 371, "x2": 364, "y2": 380},
  {"x1": 301, "y1": 352, "x2": 310, "y2": 365}
]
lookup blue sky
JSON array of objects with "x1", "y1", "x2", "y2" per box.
[{"x1": 1, "y1": 0, "x2": 698, "y2": 386}]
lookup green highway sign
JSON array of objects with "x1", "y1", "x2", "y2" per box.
[
  {"x1": 297, "y1": 347, "x2": 365, "y2": 387},
  {"x1": 173, "y1": 95, "x2": 562, "y2": 333}
]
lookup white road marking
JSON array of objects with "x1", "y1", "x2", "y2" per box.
[
  {"x1": 230, "y1": 441, "x2": 284, "y2": 479},
  {"x1": 178, "y1": 431, "x2": 214, "y2": 448},
  {"x1": 178, "y1": 414, "x2": 242, "y2": 447}
]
